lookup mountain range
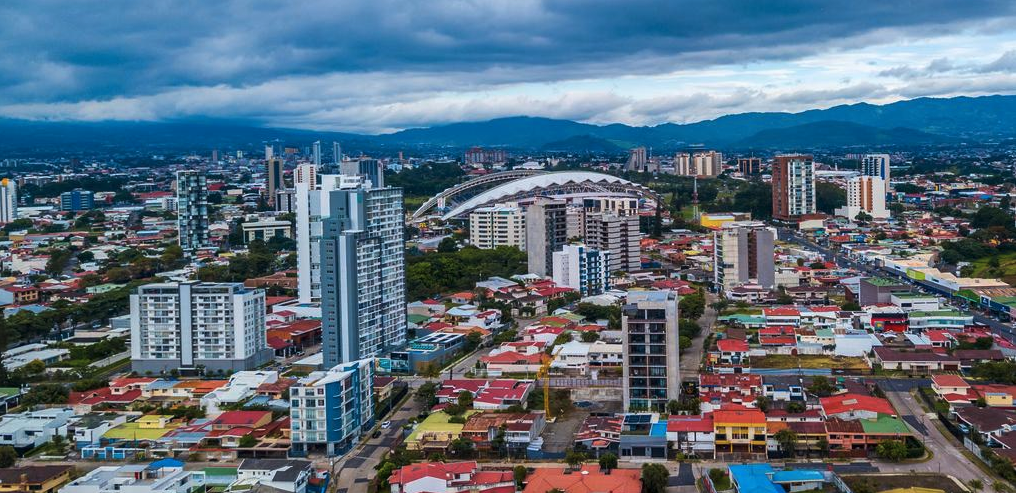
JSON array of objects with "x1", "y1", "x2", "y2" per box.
[{"x1": 1, "y1": 94, "x2": 1015, "y2": 154}]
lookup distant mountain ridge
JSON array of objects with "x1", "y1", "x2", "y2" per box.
[{"x1": 0, "y1": 94, "x2": 1014, "y2": 153}]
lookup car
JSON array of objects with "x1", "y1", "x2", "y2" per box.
[
  {"x1": 372, "y1": 430, "x2": 381, "y2": 438},
  {"x1": 381, "y1": 420, "x2": 392, "y2": 429}
]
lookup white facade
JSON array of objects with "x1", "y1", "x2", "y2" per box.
[
  {"x1": 0, "y1": 178, "x2": 16, "y2": 223},
  {"x1": 468, "y1": 204, "x2": 526, "y2": 250},
  {"x1": 61, "y1": 463, "x2": 202, "y2": 493},
  {"x1": 0, "y1": 407, "x2": 74, "y2": 449},
  {"x1": 552, "y1": 244, "x2": 610, "y2": 296},
  {"x1": 674, "y1": 151, "x2": 723, "y2": 177},
  {"x1": 295, "y1": 164, "x2": 317, "y2": 186},
  {"x1": 836, "y1": 175, "x2": 889, "y2": 220},
  {"x1": 129, "y1": 282, "x2": 271, "y2": 374},
  {"x1": 583, "y1": 212, "x2": 640, "y2": 274},
  {"x1": 714, "y1": 221, "x2": 777, "y2": 290},
  {"x1": 860, "y1": 153, "x2": 890, "y2": 181},
  {"x1": 290, "y1": 359, "x2": 374, "y2": 456},
  {"x1": 295, "y1": 174, "x2": 344, "y2": 303}
]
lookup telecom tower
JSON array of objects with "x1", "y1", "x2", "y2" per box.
[{"x1": 692, "y1": 176, "x2": 701, "y2": 220}]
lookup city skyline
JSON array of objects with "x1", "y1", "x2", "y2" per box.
[{"x1": 0, "y1": 2, "x2": 1014, "y2": 133}]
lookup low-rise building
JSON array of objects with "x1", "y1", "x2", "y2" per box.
[{"x1": 289, "y1": 358, "x2": 374, "y2": 456}]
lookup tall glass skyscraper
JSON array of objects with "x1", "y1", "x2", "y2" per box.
[{"x1": 176, "y1": 170, "x2": 209, "y2": 252}]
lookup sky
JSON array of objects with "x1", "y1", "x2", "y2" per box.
[{"x1": 2, "y1": 0, "x2": 1016, "y2": 133}]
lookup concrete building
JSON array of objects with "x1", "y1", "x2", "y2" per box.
[
  {"x1": 266, "y1": 158, "x2": 285, "y2": 207},
  {"x1": 0, "y1": 407, "x2": 75, "y2": 451},
  {"x1": 319, "y1": 182, "x2": 406, "y2": 366},
  {"x1": 714, "y1": 221, "x2": 776, "y2": 290},
  {"x1": 290, "y1": 359, "x2": 374, "y2": 456},
  {"x1": 858, "y1": 277, "x2": 911, "y2": 307},
  {"x1": 176, "y1": 170, "x2": 209, "y2": 252},
  {"x1": 241, "y1": 220, "x2": 293, "y2": 244},
  {"x1": 738, "y1": 157, "x2": 762, "y2": 175},
  {"x1": 339, "y1": 158, "x2": 385, "y2": 189},
  {"x1": 312, "y1": 141, "x2": 322, "y2": 167},
  {"x1": 294, "y1": 164, "x2": 316, "y2": 187},
  {"x1": 622, "y1": 291, "x2": 680, "y2": 412},
  {"x1": 524, "y1": 198, "x2": 568, "y2": 276},
  {"x1": 129, "y1": 282, "x2": 271, "y2": 374},
  {"x1": 468, "y1": 204, "x2": 526, "y2": 250},
  {"x1": 772, "y1": 154, "x2": 816, "y2": 221},
  {"x1": 836, "y1": 175, "x2": 889, "y2": 220},
  {"x1": 860, "y1": 153, "x2": 891, "y2": 181},
  {"x1": 0, "y1": 178, "x2": 15, "y2": 223},
  {"x1": 333, "y1": 142, "x2": 342, "y2": 165},
  {"x1": 60, "y1": 461, "x2": 201, "y2": 493},
  {"x1": 552, "y1": 244, "x2": 610, "y2": 296},
  {"x1": 675, "y1": 151, "x2": 723, "y2": 177},
  {"x1": 627, "y1": 147, "x2": 647, "y2": 172},
  {"x1": 673, "y1": 153, "x2": 690, "y2": 176},
  {"x1": 275, "y1": 189, "x2": 297, "y2": 213},
  {"x1": 60, "y1": 189, "x2": 94, "y2": 212},
  {"x1": 583, "y1": 212, "x2": 640, "y2": 274}
]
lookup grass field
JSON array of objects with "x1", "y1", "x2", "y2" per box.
[
  {"x1": 967, "y1": 252, "x2": 1016, "y2": 285},
  {"x1": 752, "y1": 354, "x2": 869, "y2": 370},
  {"x1": 844, "y1": 474, "x2": 964, "y2": 493}
]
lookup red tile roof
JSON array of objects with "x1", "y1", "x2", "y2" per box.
[{"x1": 820, "y1": 394, "x2": 896, "y2": 417}]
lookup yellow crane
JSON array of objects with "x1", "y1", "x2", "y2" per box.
[{"x1": 537, "y1": 354, "x2": 555, "y2": 421}]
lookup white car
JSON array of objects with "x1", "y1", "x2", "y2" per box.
[{"x1": 381, "y1": 420, "x2": 392, "y2": 429}]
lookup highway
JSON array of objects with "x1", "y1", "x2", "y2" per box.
[{"x1": 781, "y1": 229, "x2": 1016, "y2": 344}]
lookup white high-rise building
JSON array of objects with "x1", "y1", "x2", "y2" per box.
[
  {"x1": 674, "y1": 151, "x2": 723, "y2": 177},
  {"x1": 627, "y1": 147, "x2": 647, "y2": 172},
  {"x1": 333, "y1": 142, "x2": 342, "y2": 165},
  {"x1": 622, "y1": 290, "x2": 680, "y2": 412},
  {"x1": 836, "y1": 175, "x2": 890, "y2": 220},
  {"x1": 319, "y1": 182, "x2": 406, "y2": 366},
  {"x1": 265, "y1": 144, "x2": 274, "y2": 160},
  {"x1": 469, "y1": 204, "x2": 526, "y2": 250},
  {"x1": 0, "y1": 178, "x2": 16, "y2": 223},
  {"x1": 295, "y1": 164, "x2": 317, "y2": 186},
  {"x1": 583, "y1": 212, "x2": 641, "y2": 274},
  {"x1": 772, "y1": 155, "x2": 816, "y2": 220},
  {"x1": 714, "y1": 221, "x2": 777, "y2": 290},
  {"x1": 860, "y1": 153, "x2": 890, "y2": 181},
  {"x1": 552, "y1": 244, "x2": 610, "y2": 296},
  {"x1": 129, "y1": 282, "x2": 271, "y2": 374},
  {"x1": 312, "y1": 141, "x2": 322, "y2": 166}
]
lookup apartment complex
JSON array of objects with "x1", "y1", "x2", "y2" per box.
[
  {"x1": 266, "y1": 157, "x2": 285, "y2": 207},
  {"x1": 290, "y1": 358, "x2": 374, "y2": 456},
  {"x1": 176, "y1": 170, "x2": 209, "y2": 252},
  {"x1": 129, "y1": 282, "x2": 271, "y2": 374},
  {"x1": 714, "y1": 221, "x2": 777, "y2": 290},
  {"x1": 584, "y1": 212, "x2": 641, "y2": 274},
  {"x1": 319, "y1": 183, "x2": 406, "y2": 366},
  {"x1": 674, "y1": 151, "x2": 723, "y2": 177},
  {"x1": 524, "y1": 198, "x2": 568, "y2": 277},
  {"x1": 468, "y1": 204, "x2": 526, "y2": 250},
  {"x1": 627, "y1": 147, "x2": 648, "y2": 172},
  {"x1": 771, "y1": 154, "x2": 816, "y2": 220},
  {"x1": 836, "y1": 175, "x2": 889, "y2": 220},
  {"x1": 552, "y1": 244, "x2": 611, "y2": 296},
  {"x1": 738, "y1": 157, "x2": 762, "y2": 175},
  {"x1": 859, "y1": 153, "x2": 891, "y2": 181},
  {"x1": 60, "y1": 189, "x2": 94, "y2": 211},
  {"x1": 622, "y1": 290, "x2": 680, "y2": 412}
]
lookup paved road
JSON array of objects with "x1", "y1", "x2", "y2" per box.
[{"x1": 681, "y1": 291, "x2": 715, "y2": 380}]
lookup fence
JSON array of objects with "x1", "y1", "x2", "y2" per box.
[
  {"x1": 89, "y1": 351, "x2": 130, "y2": 368},
  {"x1": 547, "y1": 377, "x2": 622, "y2": 388}
]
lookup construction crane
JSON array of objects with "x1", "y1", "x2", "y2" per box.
[{"x1": 537, "y1": 354, "x2": 555, "y2": 421}]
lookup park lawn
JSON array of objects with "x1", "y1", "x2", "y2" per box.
[
  {"x1": 967, "y1": 251, "x2": 1016, "y2": 285},
  {"x1": 752, "y1": 354, "x2": 869, "y2": 371},
  {"x1": 844, "y1": 474, "x2": 964, "y2": 493}
]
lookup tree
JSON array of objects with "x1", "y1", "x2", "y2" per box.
[
  {"x1": 816, "y1": 182, "x2": 846, "y2": 214},
  {"x1": 160, "y1": 244, "x2": 185, "y2": 269},
  {"x1": 840, "y1": 301, "x2": 862, "y2": 311},
  {"x1": 565, "y1": 449, "x2": 587, "y2": 469},
  {"x1": 787, "y1": 401, "x2": 805, "y2": 414},
  {"x1": 580, "y1": 331, "x2": 600, "y2": 343},
  {"x1": 774, "y1": 429, "x2": 798, "y2": 457},
  {"x1": 679, "y1": 290, "x2": 705, "y2": 320},
  {"x1": 875, "y1": 439, "x2": 908, "y2": 462},
  {"x1": 807, "y1": 376, "x2": 836, "y2": 397},
  {"x1": 513, "y1": 465, "x2": 528, "y2": 490},
  {"x1": 464, "y1": 330, "x2": 483, "y2": 351},
  {"x1": 51, "y1": 434, "x2": 66, "y2": 453},
  {"x1": 817, "y1": 437, "x2": 829, "y2": 457},
  {"x1": 598, "y1": 452, "x2": 618, "y2": 473},
  {"x1": 239, "y1": 434, "x2": 258, "y2": 448},
  {"x1": 449, "y1": 437, "x2": 474, "y2": 458},
  {"x1": 437, "y1": 237, "x2": 458, "y2": 253},
  {"x1": 376, "y1": 462, "x2": 396, "y2": 490},
  {"x1": 457, "y1": 390, "x2": 474, "y2": 409},
  {"x1": 0, "y1": 446, "x2": 15, "y2": 468},
  {"x1": 415, "y1": 382, "x2": 438, "y2": 408},
  {"x1": 45, "y1": 248, "x2": 74, "y2": 276},
  {"x1": 755, "y1": 395, "x2": 770, "y2": 412},
  {"x1": 640, "y1": 463, "x2": 670, "y2": 493},
  {"x1": 970, "y1": 479, "x2": 984, "y2": 492},
  {"x1": 678, "y1": 319, "x2": 701, "y2": 339}
]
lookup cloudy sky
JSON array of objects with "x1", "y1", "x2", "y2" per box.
[{"x1": 2, "y1": 0, "x2": 1016, "y2": 133}]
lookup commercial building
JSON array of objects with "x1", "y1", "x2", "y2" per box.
[
  {"x1": 266, "y1": 157, "x2": 285, "y2": 207},
  {"x1": 0, "y1": 178, "x2": 15, "y2": 224},
  {"x1": 836, "y1": 175, "x2": 889, "y2": 220},
  {"x1": 241, "y1": 220, "x2": 293, "y2": 244},
  {"x1": 290, "y1": 359, "x2": 374, "y2": 456},
  {"x1": 524, "y1": 198, "x2": 568, "y2": 276},
  {"x1": 275, "y1": 188, "x2": 297, "y2": 213},
  {"x1": 583, "y1": 212, "x2": 640, "y2": 274},
  {"x1": 468, "y1": 204, "x2": 526, "y2": 250},
  {"x1": 129, "y1": 282, "x2": 272, "y2": 374},
  {"x1": 60, "y1": 189, "x2": 94, "y2": 212},
  {"x1": 860, "y1": 153, "x2": 891, "y2": 181},
  {"x1": 176, "y1": 170, "x2": 209, "y2": 252},
  {"x1": 552, "y1": 244, "x2": 610, "y2": 296},
  {"x1": 771, "y1": 154, "x2": 816, "y2": 221},
  {"x1": 622, "y1": 291, "x2": 680, "y2": 412},
  {"x1": 339, "y1": 158, "x2": 385, "y2": 189},
  {"x1": 627, "y1": 147, "x2": 647, "y2": 172},
  {"x1": 714, "y1": 221, "x2": 777, "y2": 290},
  {"x1": 319, "y1": 182, "x2": 406, "y2": 366},
  {"x1": 738, "y1": 157, "x2": 762, "y2": 175}
]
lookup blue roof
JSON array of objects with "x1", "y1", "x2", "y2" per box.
[
  {"x1": 728, "y1": 464, "x2": 781, "y2": 493},
  {"x1": 650, "y1": 421, "x2": 668, "y2": 437},
  {"x1": 148, "y1": 380, "x2": 178, "y2": 390},
  {"x1": 148, "y1": 458, "x2": 184, "y2": 469},
  {"x1": 771, "y1": 470, "x2": 825, "y2": 483}
]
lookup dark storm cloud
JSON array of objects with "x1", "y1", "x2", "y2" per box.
[{"x1": 1, "y1": 0, "x2": 1013, "y2": 103}]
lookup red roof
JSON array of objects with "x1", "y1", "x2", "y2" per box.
[
  {"x1": 212, "y1": 411, "x2": 271, "y2": 427},
  {"x1": 932, "y1": 374, "x2": 969, "y2": 388},
  {"x1": 820, "y1": 394, "x2": 896, "y2": 416},
  {"x1": 712, "y1": 409, "x2": 766, "y2": 425},
  {"x1": 667, "y1": 415, "x2": 713, "y2": 433},
  {"x1": 716, "y1": 339, "x2": 749, "y2": 352},
  {"x1": 390, "y1": 462, "x2": 477, "y2": 485}
]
